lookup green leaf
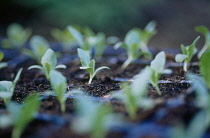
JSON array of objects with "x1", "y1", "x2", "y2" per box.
[
  {"x1": 150, "y1": 51, "x2": 165, "y2": 73},
  {"x1": 114, "y1": 42, "x2": 126, "y2": 49},
  {"x1": 175, "y1": 54, "x2": 187, "y2": 62},
  {"x1": 28, "y1": 65, "x2": 43, "y2": 71},
  {"x1": 186, "y1": 73, "x2": 209, "y2": 108},
  {"x1": 195, "y1": 26, "x2": 209, "y2": 37},
  {"x1": 144, "y1": 21, "x2": 157, "y2": 33},
  {"x1": 0, "y1": 81, "x2": 13, "y2": 92},
  {"x1": 50, "y1": 70, "x2": 67, "y2": 112},
  {"x1": 12, "y1": 95, "x2": 40, "y2": 138},
  {"x1": 30, "y1": 35, "x2": 49, "y2": 60},
  {"x1": 88, "y1": 59, "x2": 96, "y2": 77},
  {"x1": 0, "y1": 52, "x2": 4, "y2": 61},
  {"x1": 93, "y1": 66, "x2": 110, "y2": 78},
  {"x1": 77, "y1": 48, "x2": 91, "y2": 67},
  {"x1": 200, "y1": 50, "x2": 210, "y2": 88},
  {"x1": 0, "y1": 92, "x2": 13, "y2": 104},
  {"x1": 68, "y1": 26, "x2": 84, "y2": 47},
  {"x1": 55, "y1": 64, "x2": 66, "y2": 69},
  {"x1": 125, "y1": 29, "x2": 140, "y2": 46},
  {"x1": 41, "y1": 49, "x2": 57, "y2": 69}
]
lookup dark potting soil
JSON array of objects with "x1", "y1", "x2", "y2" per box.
[{"x1": 0, "y1": 46, "x2": 203, "y2": 138}]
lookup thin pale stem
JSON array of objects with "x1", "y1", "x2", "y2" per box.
[
  {"x1": 88, "y1": 76, "x2": 93, "y2": 84},
  {"x1": 122, "y1": 57, "x2": 132, "y2": 70},
  {"x1": 155, "y1": 86, "x2": 162, "y2": 95},
  {"x1": 198, "y1": 45, "x2": 208, "y2": 59},
  {"x1": 183, "y1": 61, "x2": 188, "y2": 72}
]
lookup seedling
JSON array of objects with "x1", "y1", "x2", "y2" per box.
[
  {"x1": 195, "y1": 25, "x2": 210, "y2": 58},
  {"x1": 2, "y1": 23, "x2": 31, "y2": 49},
  {"x1": 28, "y1": 48, "x2": 66, "y2": 80},
  {"x1": 71, "y1": 96, "x2": 122, "y2": 138},
  {"x1": 200, "y1": 50, "x2": 210, "y2": 89},
  {"x1": 149, "y1": 51, "x2": 172, "y2": 95},
  {"x1": 77, "y1": 48, "x2": 109, "y2": 84},
  {"x1": 23, "y1": 35, "x2": 49, "y2": 63},
  {"x1": 50, "y1": 70, "x2": 67, "y2": 113},
  {"x1": 0, "y1": 68, "x2": 23, "y2": 105},
  {"x1": 135, "y1": 21, "x2": 157, "y2": 55},
  {"x1": 175, "y1": 36, "x2": 200, "y2": 72},
  {"x1": 6, "y1": 95, "x2": 40, "y2": 138},
  {"x1": 114, "y1": 30, "x2": 145, "y2": 69},
  {"x1": 51, "y1": 28, "x2": 75, "y2": 50},
  {"x1": 112, "y1": 67, "x2": 154, "y2": 118},
  {"x1": 0, "y1": 52, "x2": 7, "y2": 69},
  {"x1": 68, "y1": 26, "x2": 107, "y2": 59}
]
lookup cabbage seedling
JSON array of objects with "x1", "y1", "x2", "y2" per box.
[
  {"x1": 23, "y1": 35, "x2": 49, "y2": 63},
  {"x1": 149, "y1": 51, "x2": 172, "y2": 95},
  {"x1": 112, "y1": 67, "x2": 154, "y2": 118},
  {"x1": 135, "y1": 21, "x2": 157, "y2": 55},
  {"x1": 51, "y1": 28, "x2": 75, "y2": 50},
  {"x1": 0, "y1": 52, "x2": 7, "y2": 69},
  {"x1": 195, "y1": 26, "x2": 210, "y2": 58},
  {"x1": 68, "y1": 26, "x2": 107, "y2": 59},
  {"x1": 8, "y1": 95, "x2": 40, "y2": 138},
  {"x1": 0, "y1": 68, "x2": 22, "y2": 105},
  {"x1": 71, "y1": 96, "x2": 122, "y2": 138},
  {"x1": 77, "y1": 48, "x2": 109, "y2": 84},
  {"x1": 175, "y1": 36, "x2": 200, "y2": 72},
  {"x1": 28, "y1": 48, "x2": 66, "y2": 80},
  {"x1": 2, "y1": 23, "x2": 31, "y2": 49},
  {"x1": 50, "y1": 70, "x2": 67, "y2": 113},
  {"x1": 200, "y1": 50, "x2": 210, "y2": 89},
  {"x1": 115, "y1": 29, "x2": 151, "y2": 69}
]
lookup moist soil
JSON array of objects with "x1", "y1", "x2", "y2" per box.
[{"x1": 0, "y1": 46, "x2": 203, "y2": 138}]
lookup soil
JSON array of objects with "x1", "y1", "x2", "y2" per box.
[{"x1": 0, "y1": 45, "x2": 204, "y2": 138}]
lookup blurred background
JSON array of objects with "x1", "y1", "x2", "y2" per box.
[{"x1": 0, "y1": 0, "x2": 210, "y2": 48}]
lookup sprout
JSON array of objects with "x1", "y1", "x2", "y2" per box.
[
  {"x1": 175, "y1": 36, "x2": 200, "y2": 72},
  {"x1": 11, "y1": 95, "x2": 40, "y2": 138},
  {"x1": 0, "y1": 68, "x2": 23, "y2": 105},
  {"x1": 68, "y1": 26, "x2": 107, "y2": 59},
  {"x1": 50, "y1": 70, "x2": 67, "y2": 113},
  {"x1": 2, "y1": 23, "x2": 31, "y2": 49},
  {"x1": 195, "y1": 25, "x2": 210, "y2": 58},
  {"x1": 71, "y1": 96, "x2": 122, "y2": 138},
  {"x1": 199, "y1": 50, "x2": 210, "y2": 89},
  {"x1": 112, "y1": 67, "x2": 154, "y2": 118},
  {"x1": 23, "y1": 35, "x2": 49, "y2": 63},
  {"x1": 149, "y1": 51, "x2": 172, "y2": 95},
  {"x1": 51, "y1": 28, "x2": 75, "y2": 50},
  {"x1": 114, "y1": 21, "x2": 156, "y2": 69},
  {"x1": 0, "y1": 52, "x2": 7, "y2": 69},
  {"x1": 77, "y1": 48, "x2": 109, "y2": 84},
  {"x1": 28, "y1": 48, "x2": 66, "y2": 80}
]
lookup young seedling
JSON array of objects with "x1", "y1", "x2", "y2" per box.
[
  {"x1": 0, "y1": 68, "x2": 23, "y2": 105},
  {"x1": 114, "y1": 29, "x2": 150, "y2": 69},
  {"x1": 50, "y1": 70, "x2": 67, "y2": 113},
  {"x1": 77, "y1": 48, "x2": 109, "y2": 84},
  {"x1": 9, "y1": 95, "x2": 40, "y2": 138},
  {"x1": 0, "y1": 52, "x2": 7, "y2": 69},
  {"x1": 2, "y1": 23, "x2": 31, "y2": 49},
  {"x1": 68, "y1": 26, "x2": 107, "y2": 59},
  {"x1": 135, "y1": 21, "x2": 157, "y2": 55},
  {"x1": 51, "y1": 28, "x2": 75, "y2": 50},
  {"x1": 71, "y1": 96, "x2": 122, "y2": 138},
  {"x1": 175, "y1": 36, "x2": 200, "y2": 72},
  {"x1": 149, "y1": 51, "x2": 172, "y2": 95},
  {"x1": 28, "y1": 48, "x2": 66, "y2": 80},
  {"x1": 199, "y1": 50, "x2": 210, "y2": 89},
  {"x1": 112, "y1": 67, "x2": 154, "y2": 118},
  {"x1": 195, "y1": 25, "x2": 210, "y2": 58},
  {"x1": 23, "y1": 35, "x2": 49, "y2": 63}
]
